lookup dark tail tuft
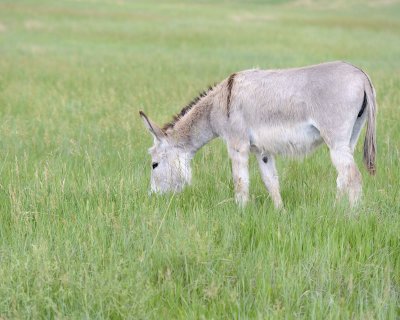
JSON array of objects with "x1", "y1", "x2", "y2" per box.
[{"x1": 363, "y1": 81, "x2": 377, "y2": 175}]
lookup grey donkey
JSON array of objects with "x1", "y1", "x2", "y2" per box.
[{"x1": 140, "y1": 61, "x2": 376, "y2": 208}]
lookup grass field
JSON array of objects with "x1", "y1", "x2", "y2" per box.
[{"x1": 0, "y1": 0, "x2": 399, "y2": 318}]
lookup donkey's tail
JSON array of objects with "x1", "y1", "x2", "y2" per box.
[{"x1": 363, "y1": 74, "x2": 377, "y2": 175}]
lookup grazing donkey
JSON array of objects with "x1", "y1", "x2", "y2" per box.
[{"x1": 140, "y1": 61, "x2": 376, "y2": 208}]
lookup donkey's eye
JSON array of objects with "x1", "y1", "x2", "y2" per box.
[{"x1": 152, "y1": 162, "x2": 159, "y2": 169}]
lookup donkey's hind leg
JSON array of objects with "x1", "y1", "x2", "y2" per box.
[
  {"x1": 329, "y1": 146, "x2": 362, "y2": 206},
  {"x1": 256, "y1": 153, "x2": 283, "y2": 209}
]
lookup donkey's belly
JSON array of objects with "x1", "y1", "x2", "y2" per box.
[{"x1": 250, "y1": 122, "x2": 324, "y2": 157}]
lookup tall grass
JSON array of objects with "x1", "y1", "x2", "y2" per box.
[{"x1": 0, "y1": 0, "x2": 399, "y2": 318}]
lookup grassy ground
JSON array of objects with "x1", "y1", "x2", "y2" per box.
[{"x1": 0, "y1": 0, "x2": 399, "y2": 318}]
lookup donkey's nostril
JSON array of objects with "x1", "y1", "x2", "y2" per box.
[{"x1": 152, "y1": 162, "x2": 159, "y2": 169}]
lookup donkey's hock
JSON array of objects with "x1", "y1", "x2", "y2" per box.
[{"x1": 140, "y1": 61, "x2": 377, "y2": 208}]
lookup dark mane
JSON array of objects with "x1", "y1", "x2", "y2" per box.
[{"x1": 162, "y1": 85, "x2": 214, "y2": 131}]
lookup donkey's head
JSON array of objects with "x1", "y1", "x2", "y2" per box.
[{"x1": 140, "y1": 111, "x2": 192, "y2": 194}]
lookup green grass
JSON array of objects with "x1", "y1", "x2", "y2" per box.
[{"x1": 0, "y1": 0, "x2": 399, "y2": 318}]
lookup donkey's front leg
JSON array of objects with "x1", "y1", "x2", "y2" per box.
[{"x1": 228, "y1": 143, "x2": 249, "y2": 206}]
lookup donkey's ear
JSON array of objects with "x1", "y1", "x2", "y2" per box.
[{"x1": 139, "y1": 111, "x2": 165, "y2": 141}]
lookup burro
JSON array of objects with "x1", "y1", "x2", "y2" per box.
[{"x1": 140, "y1": 61, "x2": 377, "y2": 208}]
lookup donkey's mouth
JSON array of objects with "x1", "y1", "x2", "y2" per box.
[{"x1": 150, "y1": 183, "x2": 186, "y2": 195}]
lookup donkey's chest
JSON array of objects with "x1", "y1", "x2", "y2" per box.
[{"x1": 249, "y1": 122, "x2": 323, "y2": 156}]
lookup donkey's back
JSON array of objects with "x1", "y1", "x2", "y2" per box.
[{"x1": 227, "y1": 61, "x2": 369, "y2": 136}]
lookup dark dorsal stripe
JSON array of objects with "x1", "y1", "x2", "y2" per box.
[
  {"x1": 226, "y1": 73, "x2": 236, "y2": 117},
  {"x1": 162, "y1": 85, "x2": 214, "y2": 131},
  {"x1": 358, "y1": 91, "x2": 367, "y2": 118}
]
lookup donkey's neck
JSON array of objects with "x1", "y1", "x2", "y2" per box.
[{"x1": 168, "y1": 97, "x2": 216, "y2": 157}]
